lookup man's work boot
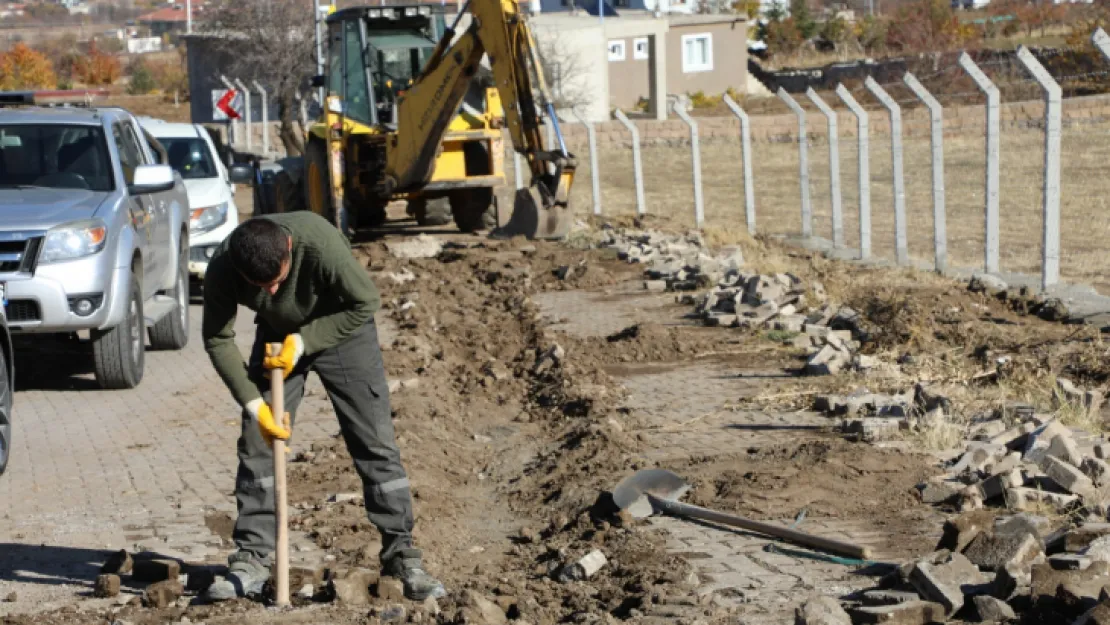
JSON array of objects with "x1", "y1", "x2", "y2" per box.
[
  {"x1": 203, "y1": 551, "x2": 271, "y2": 602},
  {"x1": 383, "y1": 548, "x2": 446, "y2": 601}
]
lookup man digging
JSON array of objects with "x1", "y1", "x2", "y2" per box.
[{"x1": 201, "y1": 212, "x2": 445, "y2": 602}]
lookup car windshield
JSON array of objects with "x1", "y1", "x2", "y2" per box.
[
  {"x1": 154, "y1": 137, "x2": 218, "y2": 180},
  {"x1": 0, "y1": 124, "x2": 114, "y2": 192}
]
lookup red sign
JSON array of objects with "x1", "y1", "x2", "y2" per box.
[{"x1": 216, "y1": 88, "x2": 243, "y2": 120}]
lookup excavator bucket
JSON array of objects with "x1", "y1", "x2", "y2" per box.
[{"x1": 497, "y1": 155, "x2": 577, "y2": 240}]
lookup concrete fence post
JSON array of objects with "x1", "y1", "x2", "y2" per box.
[
  {"x1": 1093, "y1": 27, "x2": 1110, "y2": 54},
  {"x1": 219, "y1": 75, "x2": 239, "y2": 148},
  {"x1": 722, "y1": 94, "x2": 756, "y2": 234},
  {"x1": 865, "y1": 77, "x2": 908, "y2": 266},
  {"x1": 959, "y1": 52, "x2": 1001, "y2": 274},
  {"x1": 903, "y1": 72, "x2": 947, "y2": 274},
  {"x1": 1016, "y1": 46, "x2": 1062, "y2": 292},
  {"x1": 805, "y1": 88, "x2": 844, "y2": 248},
  {"x1": 252, "y1": 80, "x2": 270, "y2": 158},
  {"x1": 233, "y1": 78, "x2": 253, "y2": 153},
  {"x1": 574, "y1": 110, "x2": 602, "y2": 216},
  {"x1": 835, "y1": 85, "x2": 871, "y2": 260},
  {"x1": 614, "y1": 109, "x2": 647, "y2": 216},
  {"x1": 777, "y1": 88, "x2": 811, "y2": 237},
  {"x1": 672, "y1": 100, "x2": 705, "y2": 228}
]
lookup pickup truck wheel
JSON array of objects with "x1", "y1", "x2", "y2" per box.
[
  {"x1": 0, "y1": 344, "x2": 11, "y2": 477},
  {"x1": 149, "y1": 243, "x2": 189, "y2": 351},
  {"x1": 92, "y1": 274, "x2": 145, "y2": 390}
]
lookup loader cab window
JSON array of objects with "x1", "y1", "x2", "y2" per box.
[
  {"x1": 367, "y1": 34, "x2": 435, "y2": 125},
  {"x1": 342, "y1": 18, "x2": 373, "y2": 124}
]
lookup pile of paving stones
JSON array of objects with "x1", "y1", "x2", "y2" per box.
[
  {"x1": 598, "y1": 228, "x2": 870, "y2": 377},
  {"x1": 800, "y1": 378, "x2": 1110, "y2": 625}
]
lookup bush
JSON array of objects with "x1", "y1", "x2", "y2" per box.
[{"x1": 127, "y1": 62, "x2": 156, "y2": 95}]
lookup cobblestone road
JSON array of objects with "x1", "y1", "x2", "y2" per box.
[
  {"x1": 0, "y1": 304, "x2": 379, "y2": 615},
  {"x1": 536, "y1": 284, "x2": 945, "y2": 623}
]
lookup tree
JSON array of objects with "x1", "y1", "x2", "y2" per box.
[
  {"x1": 73, "y1": 40, "x2": 121, "y2": 85},
  {"x1": 203, "y1": 0, "x2": 316, "y2": 156},
  {"x1": 789, "y1": 0, "x2": 818, "y2": 40},
  {"x1": 733, "y1": 0, "x2": 761, "y2": 19},
  {"x1": 0, "y1": 43, "x2": 58, "y2": 90},
  {"x1": 127, "y1": 58, "x2": 156, "y2": 94},
  {"x1": 884, "y1": 0, "x2": 970, "y2": 53},
  {"x1": 534, "y1": 32, "x2": 592, "y2": 113}
]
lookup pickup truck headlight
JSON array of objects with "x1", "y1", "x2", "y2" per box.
[
  {"x1": 40, "y1": 220, "x2": 108, "y2": 264},
  {"x1": 190, "y1": 202, "x2": 229, "y2": 234}
]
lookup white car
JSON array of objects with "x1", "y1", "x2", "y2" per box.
[{"x1": 138, "y1": 118, "x2": 239, "y2": 284}]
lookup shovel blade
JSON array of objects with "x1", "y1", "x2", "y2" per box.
[{"x1": 612, "y1": 468, "x2": 691, "y2": 519}]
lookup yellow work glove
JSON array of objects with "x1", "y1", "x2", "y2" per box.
[
  {"x1": 262, "y1": 334, "x2": 304, "y2": 379},
  {"x1": 245, "y1": 398, "x2": 291, "y2": 447}
]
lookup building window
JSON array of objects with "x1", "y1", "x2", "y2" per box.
[
  {"x1": 633, "y1": 37, "x2": 649, "y2": 60},
  {"x1": 681, "y1": 33, "x2": 713, "y2": 73},
  {"x1": 608, "y1": 40, "x2": 626, "y2": 62}
]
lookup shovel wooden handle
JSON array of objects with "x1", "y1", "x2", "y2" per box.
[
  {"x1": 650, "y1": 495, "x2": 873, "y2": 561},
  {"x1": 270, "y1": 352, "x2": 290, "y2": 607}
]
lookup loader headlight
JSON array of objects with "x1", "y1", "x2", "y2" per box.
[
  {"x1": 381, "y1": 7, "x2": 396, "y2": 18},
  {"x1": 419, "y1": 5, "x2": 431, "y2": 15},
  {"x1": 40, "y1": 220, "x2": 107, "y2": 264},
  {"x1": 190, "y1": 202, "x2": 229, "y2": 234},
  {"x1": 369, "y1": 8, "x2": 381, "y2": 17}
]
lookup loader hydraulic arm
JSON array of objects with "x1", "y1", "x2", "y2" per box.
[{"x1": 383, "y1": 0, "x2": 576, "y2": 238}]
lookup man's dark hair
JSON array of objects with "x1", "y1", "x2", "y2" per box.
[{"x1": 228, "y1": 218, "x2": 289, "y2": 284}]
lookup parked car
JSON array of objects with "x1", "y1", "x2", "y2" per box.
[
  {"x1": 138, "y1": 118, "x2": 248, "y2": 286},
  {"x1": 0, "y1": 304, "x2": 12, "y2": 478},
  {"x1": 0, "y1": 99, "x2": 191, "y2": 389}
]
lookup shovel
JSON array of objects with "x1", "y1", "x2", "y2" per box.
[{"x1": 612, "y1": 468, "x2": 872, "y2": 561}]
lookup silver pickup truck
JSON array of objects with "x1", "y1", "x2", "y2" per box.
[{"x1": 0, "y1": 102, "x2": 192, "y2": 389}]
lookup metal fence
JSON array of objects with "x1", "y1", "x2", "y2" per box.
[{"x1": 525, "y1": 27, "x2": 1110, "y2": 298}]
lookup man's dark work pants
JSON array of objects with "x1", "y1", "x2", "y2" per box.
[{"x1": 233, "y1": 320, "x2": 413, "y2": 566}]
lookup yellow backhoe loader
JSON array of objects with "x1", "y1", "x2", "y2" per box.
[{"x1": 261, "y1": 1, "x2": 576, "y2": 239}]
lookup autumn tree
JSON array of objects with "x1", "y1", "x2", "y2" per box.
[
  {"x1": 0, "y1": 43, "x2": 58, "y2": 90},
  {"x1": 884, "y1": 0, "x2": 973, "y2": 53},
  {"x1": 74, "y1": 40, "x2": 121, "y2": 86},
  {"x1": 203, "y1": 0, "x2": 316, "y2": 155}
]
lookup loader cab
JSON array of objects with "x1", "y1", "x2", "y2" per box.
[{"x1": 324, "y1": 5, "x2": 447, "y2": 129}]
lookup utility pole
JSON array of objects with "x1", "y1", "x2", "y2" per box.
[
  {"x1": 186, "y1": 0, "x2": 192, "y2": 34},
  {"x1": 314, "y1": 0, "x2": 325, "y2": 104}
]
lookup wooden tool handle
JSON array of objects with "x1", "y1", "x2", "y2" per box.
[
  {"x1": 651, "y1": 496, "x2": 873, "y2": 561},
  {"x1": 270, "y1": 351, "x2": 290, "y2": 607}
]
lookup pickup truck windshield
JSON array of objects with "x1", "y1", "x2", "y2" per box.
[
  {"x1": 154, "y1": 137, "x2": 218, "y2": 180},
  {"x1": 0, "y1": 124, "x2": 114, "y2": 192}
]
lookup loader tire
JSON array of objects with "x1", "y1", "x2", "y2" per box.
[
  {"x1": 449, "y1": 188, "x2": 497, "y2": 232},
  {"x1": 304, "y1": 140, "x2": 334, "y2": 222}
]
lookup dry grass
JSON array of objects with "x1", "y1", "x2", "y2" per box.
[{"x1": 544, "y1": 119, "x2": 1110, "y2": 296}]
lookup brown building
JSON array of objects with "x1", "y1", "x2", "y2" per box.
[{"x1": 664, "y1": 15, "x2": 746, "y2": 98}]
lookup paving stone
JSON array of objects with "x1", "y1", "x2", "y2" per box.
[
  {"x1": 937, "y1": 511, "x2": 996, "y2": 553},
  {"x1": 132, "y1": 559, "x2": 181, "y2": 583},
  {"x1": 1005, "y1": 487, "x2": 1080, "y2": 512},
  {"x1": 963, "y1": 531, "x2": 1043, "y2": 572},
  {"x1": 1049, "y1": 434, "x2": 1085, "y2": 467},
  {"x1": 1083, "y1": 459, "x2": 1110, "y2": 487},
  {"x1": 859, "y1": 590, "x2": 922, "y2": 606},
  {"x1": 908, "y1": 551, "x2": 989, "y2": 616},
  {"x1": 142, "y1": 579, "x2": 184, "y2": 609},
  {"x1": 1095, "y1": 445, "x2": 1110, "y2": 461},
  {"x1": 918, "y1": 480, "x2": 961, "y2": 505},
  {"x1": 794, "y1": 595, "x2": 851, "y2": 625},
  {"x1": 1075, "y1": 601, "x2": 1110, "y2": 625},
  {"x1": 992, "y1": 562, "x2": 1030, "y2": 600},
  {"x1": 1031, "y1": 561, "x2": 1110, "y2": 601},
  {"x1": 1025, "y1": 420, "x2": 1072, "y2": 465},
  {"x1": 807, "y1": 345, "x2": 851, "y2": 376},
  {"x1": 93, "y1": 574, "x2": 120, "y2": 598},
  {"x1": 980, "y1": 469, "x2": 1025, "y2": 500},
  {"x1": 973, "y1": 594, "x2": 1016, "y2": 621},
  {"x1": 848, "y1": 601, "x2": 947, "y2": 624},
  {"x1": 774, "y1": 314, "x2": 806, "y2": 333},
  {"x1": 329, "y1": 568, "x2": 376, "y2": 606},
  {"x1": 1042, "y1": 455, "x2": 1097, "y2": 497},
  {"x1": 1069, "y1": 525, "x2": 1110, "y2": 553}
]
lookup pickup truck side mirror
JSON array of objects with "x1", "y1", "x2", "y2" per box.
[
  {"x1": 129, "y1": 164, "x2": 176, "y2": 196},
  {"x1": 310, "y1": 75, "x2": 326, "y2": 88},
  {"x1": 228, "y1": 163, "x2": 255, "y2": 185}
]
